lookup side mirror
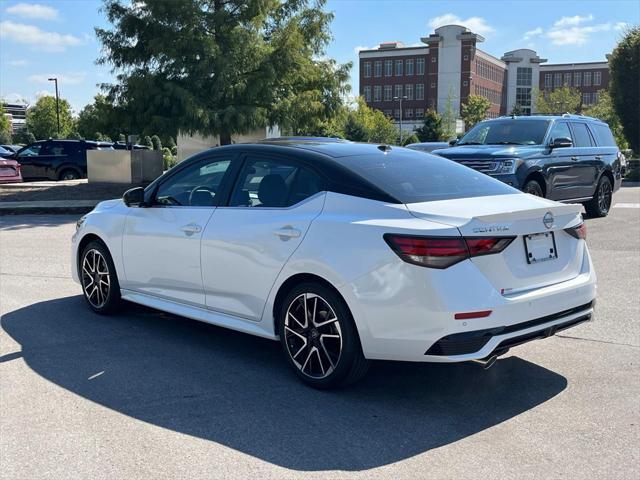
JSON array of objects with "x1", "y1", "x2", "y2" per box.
[
  {"x1": 123, "y1": 187, "x2": 146, "y2": 207},
  {"x1": 550, "y1": 137, "x2": 573, "y2": 149},
  {"x1": 448, "y1": 139, "x2": 458, "y2": 147}
]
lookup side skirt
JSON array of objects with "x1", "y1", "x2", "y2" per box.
[{"x1": 120, "y1": 289, "x2": 279, "y2": 341}]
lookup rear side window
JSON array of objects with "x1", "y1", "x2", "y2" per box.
[
  {"x1": 343, "y1": 150, "x2": 518, "y2": 204},
  {"x1": 571, "y1": 123, "x2": 594, "y2": 147},
  {"x1": 590, "y1": 124, "x2": 617, "y2": 147}
]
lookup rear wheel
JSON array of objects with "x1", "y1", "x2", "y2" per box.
[
  {"x1": 584, "y1": 175, "x2": 612, "y2": 217},
  {"x1": 80, "y1": 241, "x2": 122, "y2": 314},
  {"x1": 59, "y1": 168, "x2": 80, "y2": 181},
  {"x1": 523, "y1": 179, "x2": 544, "y2": 197},
  {"x1": 278, "y1": 282, "x2": 370, "y2": 389}
]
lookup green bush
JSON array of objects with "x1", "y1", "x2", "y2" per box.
[
  {"x1": 402, "y1": 134, "x2": 419, "y2": 146},
  {"x1": 163, "y1": 147, "x2": 177, "y2": 170},
  {"x1": 151, "y1": 135, "x2": 162, "y2": 151}
]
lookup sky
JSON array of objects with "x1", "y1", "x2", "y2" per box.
[{"x1": 1, "y1": 0, "x2": 638, "y2": 113}]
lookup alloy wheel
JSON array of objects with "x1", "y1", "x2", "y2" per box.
[
  {"x1": 81, "y1": 249, "x2": 111, "y2": 309},
  {"x1": 283, "y1": 293, "x2": 343, "y2": 379},
  {"x1": 598, "y1": 180, "x2": 612, "y2": 213}
]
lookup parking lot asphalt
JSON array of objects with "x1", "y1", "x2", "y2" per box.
[{"x1": 1, "y1": 187, "x2": 639, "y2": 480}]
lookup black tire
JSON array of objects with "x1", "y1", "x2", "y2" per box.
[
  {"x1": 278, "y1": 282, "x2": 370, "y2": 389},
  {"x1": 584, "y1": 175, "x2": 613, "y2": 218},
  {"x1": 79, "y1": 240, "x2": 122, "y2": 314},
  {"x1": 523, "y1": 179, "x2": 544, "y2": 197},
  {"x1": 59, "y1": 168, "x2": 80, "y2": 181}
]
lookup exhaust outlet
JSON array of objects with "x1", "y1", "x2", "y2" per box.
[{"x1": 471, "y1": 355, "x2": 498, "y2": 370}]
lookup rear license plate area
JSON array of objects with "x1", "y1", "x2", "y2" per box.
[
  {"x1": 0, "y1": 168, "x2": 15, "y2": 176},
  {"x1": 524, "y1": 232, "x2": 557, "y2": 264}
]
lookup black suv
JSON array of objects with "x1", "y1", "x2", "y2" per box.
[
  {"x1": 14, "y1": 140, "x2": 113, "y2": 181},
  {"x1": 433, "y1": 115, "x2": 623, "y2": 217}
]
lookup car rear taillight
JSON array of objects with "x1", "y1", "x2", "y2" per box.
[
  {"x1": 384, "y1": 234, "x2": 515, "y2": 269},
  {"x1": 564, "y1": 223, "x2": 587, "y2": 240}
]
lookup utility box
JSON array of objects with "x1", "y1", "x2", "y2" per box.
[{"x1": 87, "y1": 150, "x2": 163, "y2": 183}]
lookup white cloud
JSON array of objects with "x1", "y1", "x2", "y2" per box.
[
  {"x1": 35, "y1": 90, "x2": 52, "y2": 99},
  {"x1": 523, "y1": 27, "x2": 543, "y2": 40},
  {"x1": 427, "y1": 13, "x2": 494, "y2": 35},
  {"x1": 28, "y1": 72, "x2": 87, "y2": 85},
  {"x1": 354, "y1": 45, "x2": 373, "y2": 54},
  {"x1": 9, "y1": 59, "x2": 29, "y2": 67},
  {"x1": 615, "y1": 22, "x2": 629, "y2": 31},
  {"x1": 5, "y1": 3, "x2": 59, "y2": 21},
  {"x1": 0, "y1": 21, "x2": 83, "y2": 52},
  {"x1": 547, "y1": 22, "x2": 611, "y2": 46},
  {"x1": 553, "y1": 14, "x2": 594, "y2": 28}
]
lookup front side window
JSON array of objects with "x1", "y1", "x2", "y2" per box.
[
  {"x1": 229, "y1": 158, "x2": 321, "y2": 208},
  {"x1": 548, "y1": 122, "x2": 573, "y2": 142},
  {"x1": 155, "y1": 158, "x2": 232, "y2": 207},
  {"x1": 18, "y1": 144, "x2": 42, "y2": 157},
  {"x1": 459, "y1": 119, "x2": 551, "y2": 146}
]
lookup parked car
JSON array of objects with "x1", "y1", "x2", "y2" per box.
[
  {"x1": 112, "y1": 142, "x2": 151, "y2": 150},
  {"x1": 432, "y1": 115, "x2": 623, "y2": 217},
  {"x1": 14, "y1": 139, "x2": 113, "y2": 180},
  {"x1": 406, "y1": 141, "x2": 450, "y2": 153},
  {"x1": 0, "y1": 156, "x2": 22, "y2": 183},
  {"x1": 0, "y1": 144, "x2": 23, "y2": 155},
  {"x1": 73, "y1": 139, "x2": 595, "y2": 388},
  {"x1": 0, "y1": 145, "x2": 15, "y2": 159}
]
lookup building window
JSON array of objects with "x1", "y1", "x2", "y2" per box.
[
  {"x1": 516, "y1": 87, "x2": 532, "y2": 114},
  {"x1": 416, "y1": 83, "x2": 425, "y2": 100},
  {"x1": 374, "y1": 61, "x2": 382, "y2": 77},
  {"x1": 394, "y1": 84, "x2": 402, "y2": 98},
  {"x1": 363, "y1": 86, "x2": 371, "y2": 102},
  {"x1": 594, "y1": 71, "x2": 601, "y2": 86},
  {"x1": 594, "y1": 91, "x2": 599, "y2": 103},
  {"x1": 405, "y1": 108, "x2": 414, "y2": 119},
  {"x1": 584, "y1": 71, "x2": 592, "y2": 86},
  {"x1": 517, "y1": 67, "x2": 532, "y2": 86},
  {"x1": 385, "y1": 60, "x2": 393, "y2": 77},
  {"x1": 554, "y1": 73, "x2": 562, "y2": 88},
  {"x1": 384, "y1": 85, "x2": 392, "y2": 101},
  {"x1": 384, "y1": 109, "x2": 393, "y2": 117},
  {"x1": 416, "y1": 58, "x2": 425, "y2": 75},
  {"x1": 463, "y1": 80, "x2": 468, "y2": 87},
  {"x1": 545, "y1": 74, "x2": 552, "y2": 88},
  {"x1": 574, "y1": 72, "x2": 581, "y2": 87},
  {"x1": 416, "y1": 108, "x2": 424, "y2": 119},
  {"x1": 431, "y1": 56, "x2": 437, "y2": 62},
  {"x1": 564, "y1": 73, "x2": 572, "y2": 86},
  {"x1": 430, "y1": 82, "x2": 436, "y2": 88},
  {"x1": 405, "y1": 84, "x2": 414, "y2": 100},
  {"x1": 394, "y1": 109, "x2": 400, "y2": 118},
  {"x1": 406, "y1": 59, "x2": 414, "y2": 76},
  {"x1": 463, "y1": 54, "x2": 469, "y2": 61},
  {"x1": 583, "y1": 92, "x2": 591, "y2": 105},
  {"x1": 364, "y1": 62, "x2": 371, "y2": 78},
  {"x1": 373, "y1": 85, "x2": 382, "y2": 102},
  {"x1": 395, "y1": 60, "x2": 403, "y2": 76}
]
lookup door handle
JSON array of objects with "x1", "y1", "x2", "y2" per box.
[
  {"x1": 273, "y1": 226, "x2": 301, "y2": 239},
  {"x1": 180, "y1": 223, "x2": 202, "y2": 235},
  {"x1": 571, "y1": 156, "x2": 579, "y2": 161}
]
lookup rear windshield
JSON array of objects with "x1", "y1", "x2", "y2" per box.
[
  {"x1": 344, "y1": 149, "x2": 519, "y2": 203},
  {"x1": 459, "y1": 119, "x2": 551, "y2": 146}
]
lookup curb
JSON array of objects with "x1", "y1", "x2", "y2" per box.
[{"x1": 0, "y1": 201, "x2": 98, "y2": 216}]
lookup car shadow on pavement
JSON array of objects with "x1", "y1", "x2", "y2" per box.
[{"x1": 1, "y1": 296, "x2": 568, "y2": 472}]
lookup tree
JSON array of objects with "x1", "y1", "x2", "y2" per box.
[
  {"x1": 461, "y1": 95, "x2": 491, "y2": 131},
  {"x1": 0, "y1": 105, "x2": 12, "y2": 144},
  {"x1": 343, "y1": 114, "x2": 368, "y2": 142},
  {"x1": 441, "y1": 88, "x2": 457, "y2": 140},
  {"x1": 510, "y1": 103, "x2": 525, "y2": 116},
  {"x1": 414, "y1": 109, "x2": 444, "y2": 142},
  {"x1": 151, "y1": 135, "x2": 162, "y2": 151},
  {"x1": 96, "y1": 0, "x2": 351, "y2": 145},
  {"x1": 402, "y1": 133, "x2": 419, "y2": 146},
  {"x1": 13, "y1": 130, "x2": 36, "y2": 145},
  {"x1": 534, "y1": 86, "x2": 581, "y2": 115},
  {"x1": 142, "y1": 136, "x2": 153, "y2": 149},
  {"x1": 609, "y1": 26, "x2": 639, "y2": 152},
  {"x1": 347, "y1": 97, "x2": 398, "y2": 144},
  {"x1": 584, "y1": 90, "x2": 629, "y2": 149},
  {"x1": 77, "y1": 94, "x2": 120, "y2": 140},
  {"x1": 26, "y1": 96, "x2": 75, "y2": 140}
]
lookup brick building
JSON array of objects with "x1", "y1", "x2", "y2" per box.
[{"x1": 359, "y1": 24, "x2": 610, "y2": 133}]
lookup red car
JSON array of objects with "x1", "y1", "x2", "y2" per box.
[{"x1": 0, "y1": 153, "x2": 22, "y2": 183}]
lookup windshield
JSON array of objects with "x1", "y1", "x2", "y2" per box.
[
  {"x1": 458, "y1": 119, "x2": 551, "y2": 146},
  {"x1": 345, "y1": 149, "x2": 519, "y2": 203}
]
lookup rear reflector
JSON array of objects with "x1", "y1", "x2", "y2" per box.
[
  {"x1": 564, "y1": 223, "x2": 587, "y2": 240},
  {"x1": 454, "y1": 310, "x2": 492, "y2": 320},
  {"x1": 384, "y1": 234, "x2": 515, "y2": 269}
]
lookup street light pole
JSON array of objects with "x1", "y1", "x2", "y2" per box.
[
  {"x1": 48, "y1": 77, "x2": 60, "y2": 136},
  {"x1": 393, "y1": 95, "x2": 408, "y2": 144}
]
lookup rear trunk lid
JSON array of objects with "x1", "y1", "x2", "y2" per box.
[{"x1": 406, "y1": 194, "x2": 585, "y2": 293}]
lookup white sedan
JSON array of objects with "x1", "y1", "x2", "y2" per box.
[{"x1": 72, "y1": 139, "x2": 596, "y2": 388}]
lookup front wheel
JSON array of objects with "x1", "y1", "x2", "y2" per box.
[
  {"x1": 278, "y1": 282, "x2": 370, "y2": 389},
  {"x1": 80, "y1": 241, "x2": 122, "y2": 314},
  {"x1": 584, "y1": 175, "x2": 612, "y2": 217},
  {"x1": 523, "y1": 179, "x2": 544, "y2": 197}
]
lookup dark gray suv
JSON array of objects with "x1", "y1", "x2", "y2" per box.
[{"x1": 433, "y1": 115, "x2": 623, "y2": 217}]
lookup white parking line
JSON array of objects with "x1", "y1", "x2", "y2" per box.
[{"x1": 612, "y1": 203, "x2": 640, "y2": 209}]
